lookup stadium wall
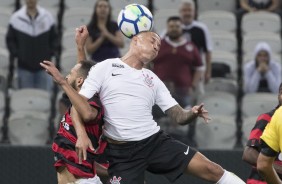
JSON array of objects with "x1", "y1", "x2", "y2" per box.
[{"x1": 0, "y1": 146, "x2": 251, "y2": 184}]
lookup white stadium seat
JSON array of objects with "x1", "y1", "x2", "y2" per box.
[
  {"x1": 211, "y1": 31, "x2": 237, "y2": 53},
  {"x1": 198, "y1": 91, "x2": 236, "y2": 116},
  {"x1": 62, "y1": 30, "x2": 76, "y2": 51},
  {"x1": 198, "y1": 11, "x2": 236, "y2": 32},
  {"x1": 153, "y1": 9, "x2": 179, "y2": 34},
  {"x1": 0, "y1": 48, "x2": 9, "y2": 76},
  {"x1": 38, "y1": 0, "x2": 59, "y2": 8},
  {"x1": 0, "y1": 0, "x2": 15, "y2": 12},
  {"x1": 196, "y1": 115, "x2": 237, "y2": 150},
  {"x1": 242, "y1": 116, "x2": 258, "y2": 145},
  {"x1": 10, "y1": 89, "x2": 51, "y2": 113},
  {"x1": 197, "y1": 0, "x2": 236, "y2": 13},
  {"x1": 242, "y1": 93, "x2": 277, "y2": 117},
  {"x1": 0, "y1": 70, "x2": 7, "y2": 92},
  {"x1": 65, "y1": 0, "x2": 96, "y2": 9},
  {"x1": 63, "y1": 8, "x2": 92, "y2": 30},
  {"x1": 9, "y1": 111, "x2": 49, "y2": 145},
  {"x1": 243, "y1": 32, "x2": 281, "y2": 54},
  {"x1": 212, "y1": 51, "x2": 237, "y2": 79},
  {"x1": 0, "y1": 7, "x2": 13, "y2": 27},
  {"x1": 119, "y1": 37, "x2": 131, "y2": 57},
  {"x1": 205, "y1": 78, "x2": 238, "y2": 96},
  {"x1": 153, "y1": 0, "x2": 182, "y2": 10},
  {"x1": 60, "y1": 50, "x2": 78, "y2": 77},
  {"x1": 0, "y1": 28, "x2": 8, "y2": 49},
  {"x1": 242, "y1": 12, "x2": 281, "y2": 34}
]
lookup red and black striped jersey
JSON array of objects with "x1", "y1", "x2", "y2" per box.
[
  {"x1": 52, "y1": 94, "x2": 107, "y2": 178},
  {"x1": 246, "y1": 109, "x2": 282, "y2": 183}
]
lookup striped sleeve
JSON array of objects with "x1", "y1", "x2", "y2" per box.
[{"x1": 246, "y1": 113, "x2": 272, "y2": 148}]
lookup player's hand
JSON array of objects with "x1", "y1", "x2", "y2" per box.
[
  {"x1": 76, "y1": 134, "x2": 95, "y2": 164},
  {"x1": 191, "y1": 103, "x2": 210, "y2": 123},
  {"x1": 75, "y1": 25, "x2": 89, "y2": 47},
  {"x1": 40, "y1": 60, "x2": 65, "y2": 85}
]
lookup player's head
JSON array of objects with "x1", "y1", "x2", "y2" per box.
[
  {"x1": 179, "y1": 0, "x2": 195, "y2": 25},
  {"x1": 25, "y1": 0, "x2": 37, "y2": 9},
  {"x1": 65, "y1": 60, "x2": 94, "y2": 91},
  {"x1": 131, "y1": 31, "x2": 161, "y2": 64},
  {"x1": 166, "y1": 16, "x2": 183, "y2": 41}
]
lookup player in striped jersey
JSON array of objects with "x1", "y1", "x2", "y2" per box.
[
  {"x1": 41, "y1": 26, "x2": 107, "y2": 184},
  {"x1": 242, "y1": 83, "x2": 282, "y2": 184}
]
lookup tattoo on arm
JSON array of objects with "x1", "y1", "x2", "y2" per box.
[{"x1": 165, "y1": 105, "x2": 197, "y2": 125}]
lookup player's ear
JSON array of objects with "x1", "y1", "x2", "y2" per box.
[{"x1": 76, "y1": 77, "x2": 84, "y2": 88}]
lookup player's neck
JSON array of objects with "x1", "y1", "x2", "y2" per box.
[{"x1": 121, "y1": 53, "x2": 144, "y2": 70}]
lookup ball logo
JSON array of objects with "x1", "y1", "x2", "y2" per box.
[{"x1": 110, "y1": 176, "x2": 122, "y2": 184}]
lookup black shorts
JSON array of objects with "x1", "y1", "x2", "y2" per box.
[{"x1": 105, "y1": 130, "x2": 197, "y2": 184}]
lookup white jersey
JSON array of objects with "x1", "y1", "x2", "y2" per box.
[{"x1": 79, "y1": 58, "x2": 178, "y2": 141}]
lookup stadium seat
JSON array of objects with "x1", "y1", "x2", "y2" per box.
[
  {"x1": 64, "y1": 0, "x2": 96, "y2": 9},
  {"x1": 8, "y1": 111, "x2": 49, "y2": 145},
  {"x1": 242, "y1": 116, "x2": 258, "y2": 145},
  {"x1": 38, "y1": 0, "x2": 59, "y2": 8},
  {"x1": 211, "y1": 31, "x2": 237, "y2": 53},
  {"x1": 205, "y1": 78, "x2": 238, "y2": 96},
  {"x1": 153, "y1": 9, "x2": 179, "y2": 34},
  {"x1": 0, "y1": 70, "x2": 7, "y2": 92},
  {"x1": 243, "y1": 32, "x2": 281, "y2": 54},
  {"x1": 0, "y1": 0, "x2": 15, "y2": 12},
  {"x1": 0, "y1": 28, "x2": 8, "y2": 49},
  {"x1": 0, "y1": 91, "x2": 5, "y2": 113},
  {"x1": 0, "y1": 48, "x2": 9, "y2": 76},
  {"x1": 198, "y1": 11, "x2": 236, "y2": 32},
  {"x1": 62, "y1": 30, "x2": 76, "y2": 51},
  {"x1": 195, "y1": 115, "x2": 237, "y2": 150},
  {"x1": 198, "y1": 91, "x2": 236, "y2": 116},
  {"x1": 212, "y1": 51, "x2": 237, "y2": 79},
  {"x1": 0, "y1": 7, "x2": 13, "y2": 27},
  {"x1": 63, "y1": 8, "x2": 92, "y2": 30},
  {"x1": 109, "y1": 0, "x2": 148, "y2": 9},
  {"x1": 242, "y1": 93, "x2": 277, "y2": 117},
  {"x1": 242, "y1": 12, "x2": 281, "y2": 34},
  {"x1": 10, "y1": 89, "x2": 51, "y2": 114},
  {"x1": 60, "y1": 50, "x2": 78, "y2": 76},
  {"x1": 197, "y1": 0, "x2": 236, "y2": 13},
  {"x1": 153, "y1": 0, "x2": 182, "y2": 10}
]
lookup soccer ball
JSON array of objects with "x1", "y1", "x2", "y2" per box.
[{"x1": 117, "y1": 4, "x2": 153, "y2": 38}]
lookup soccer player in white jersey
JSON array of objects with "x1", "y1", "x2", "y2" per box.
[{"x1": 44, "y1": 30, "x2": 245, "y2": 184}]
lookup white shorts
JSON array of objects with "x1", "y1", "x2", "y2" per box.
[{"x1": 69, "y1": 175, "x2": 103, "y2": 184}]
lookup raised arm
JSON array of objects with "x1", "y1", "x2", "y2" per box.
[
  {"x1": 75, "y1": 25, "x2": 88, "y2": 63},
  {"x1": 165, "y1": 103, "x2": 210, "y2": 125},
  {"x1": 40, "y1": 61, "x2": 97, "y2": 123}
]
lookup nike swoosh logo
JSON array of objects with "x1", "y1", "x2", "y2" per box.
[
  {"x1": 184, "y1": 147, "x2": 190, "y2": 155},
  {"x1": 112, "y1": 73, "x2": 122, "y2": 76}
]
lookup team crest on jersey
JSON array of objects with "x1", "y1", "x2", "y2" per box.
[
  {"x1": 185, "y1": 44, "x2": 194, "y2": 52},
  {"x1": 110, "y1": 176, "x2": 122, "y2": 184},
  {"x1": 143, "y1": 73, "x2": 154, "y2": 87},
  {"x1": 61, "y1": 115, "x2": 66, "y2": 123},
  {"x1": 62, "y1": 122, "x2": 70, "y2": 131}
]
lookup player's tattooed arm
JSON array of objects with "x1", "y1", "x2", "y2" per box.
[{"x1": 165, "y1": 103, "x2": 210, "y2": 125}]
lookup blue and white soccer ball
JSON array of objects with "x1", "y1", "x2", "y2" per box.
[{"x1": 117, "y1": 4, "x2": 153, "y2": 38}]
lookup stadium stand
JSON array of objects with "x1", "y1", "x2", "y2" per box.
[{"x1": 197, "y1": 0, "x2": 236, "y2": 13}]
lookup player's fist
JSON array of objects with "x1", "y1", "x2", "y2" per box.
[{"x1": 75, "y1": 25, "x2": 89, "y2": 47}]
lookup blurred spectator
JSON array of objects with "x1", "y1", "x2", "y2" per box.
[
  {"x1": 86, "y1": 0, "x2": 124, "y2": 62},
  {"x1": 244, "y1": 42, "x2": 281, "y2": 93},
  {"x1": 153, "y1": 16, "x2": 203, "y2": 108},
  {"x1": 6, "y1": 0, "x2": 58, "y2": 91},
  {"x1": 179, "y1": 0, "x2": 212, "y2": 85}
]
